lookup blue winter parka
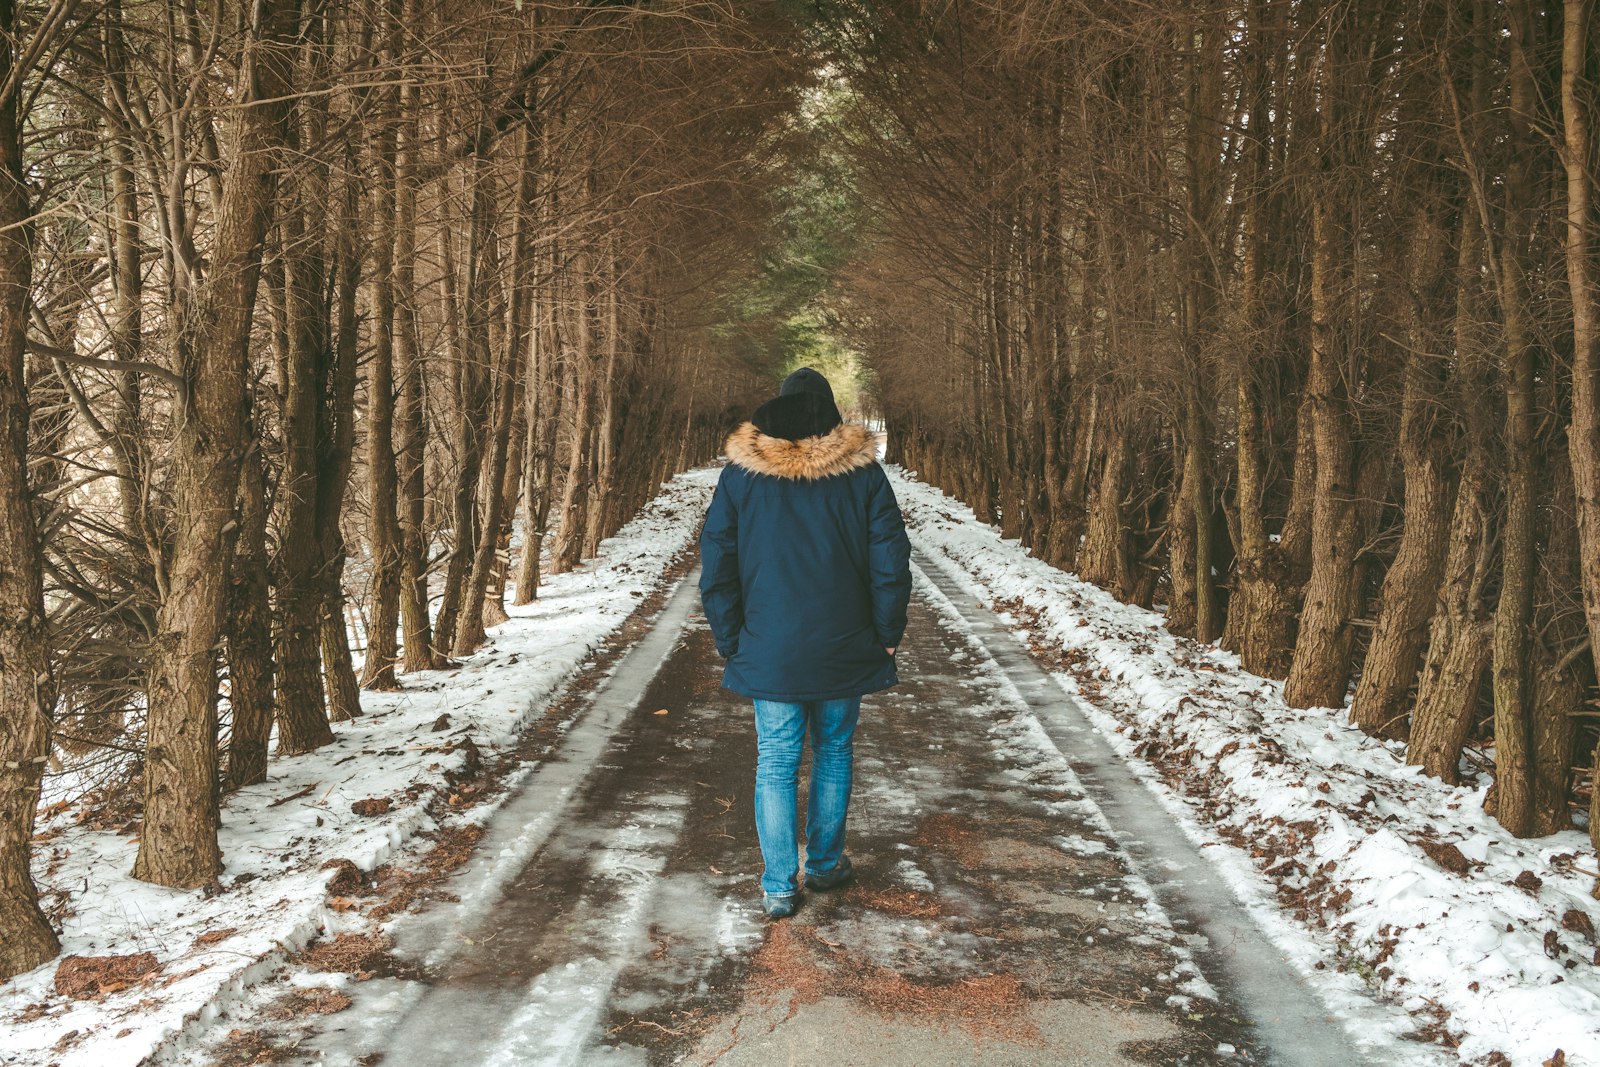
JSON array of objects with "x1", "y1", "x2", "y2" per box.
[{"x1": 698, "y1": 421, "x2": 912, "y2": 702}]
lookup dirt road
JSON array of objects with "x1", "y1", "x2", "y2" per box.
[{"x1": 182, "y1": 557, "x2": 1385, "y2": 1067}]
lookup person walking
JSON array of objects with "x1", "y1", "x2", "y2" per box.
[{"x1": 699, "y1": 368, "x2": 912, "y2": 919}]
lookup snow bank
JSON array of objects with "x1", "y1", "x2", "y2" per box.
[
  {"x1": 892, "y1": 467, "x2": 1599, "y2": 1067},
  {"x1": 0, "y1": 468, "x2": 717, "y2": 1067}
]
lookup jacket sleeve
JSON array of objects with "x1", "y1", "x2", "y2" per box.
[
  {"x1": 698, "y1": 471, "x2": 743, "y2": 658},
  {"x1": 867, "y1": 466, "x2": 912, "y2": 648}
]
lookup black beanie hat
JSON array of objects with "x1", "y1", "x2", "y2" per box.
[{"x1": 751, "y1": 367, "x2": 843, "y2": 441}]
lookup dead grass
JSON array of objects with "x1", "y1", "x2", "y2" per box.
[
  {"x1": 857, "y1": 968, "x2": 1037, "y2": 1042},
  {"x1": 68, "y1": 771, "x2": 144, "y2": 835},
  {"x1": 367, "y1": 823, "x2": 487, "y2": 921},
  {"x1": 262, "y1": 985, "x2": 354, "y2": 1021},
  {"x1": 750, "y1": 922, "x2": 1038, "y2": 1043},
  {"x1": 208, "y1": 1028, "x2": 297, "y2": 1065},
  {"x1": 53, "y1": 952, "x2": 162, "y2": 999},
  {"x1": 849, "y1": 886, "x2": 945, "y2": 919},
  {"x1": 191, "y1": 927, "x2": 238, "y2": 949},
  {"x1": 911, "y1": 813, "x2": 988, "y2": 868},
  {"x1": 751, "y1": 922, "x2": 830, "y2": 1010},
  {"x1": 297, "y1": 932, "x2": 394, "y2": 979}
]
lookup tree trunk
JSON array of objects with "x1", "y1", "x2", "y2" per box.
[
  {"x1": 1349, "y1": 184, "x2": 1455, "y2": 738},
  {"x1": 0, "y1": 0, "x2": 61, "y2": 974},
  {"x1": 514, "y1": 246, "x2": 564, "y2": 604},
  {"x1": 1407, "y1": 0, "x2": 1494, "y2": 784},
  {"x1": 1284, "y1": 15, "x2": 1363, "y2": 709},
  {"x1": 1078, "y1": 394, "x2": 1131, "y2": 597},
  {"x1": 1226, "y1": 0, "x2": 1301, "y2": 678},
  {"x1": 360, "y1": 100, "x2": 402, "y2": 689},
  {"x1": 392, "y1": 27, "x2": 440, "y2": 672},
  {"x1": 271, "y1": 23, "x2": 341, "y2": 752},
  {"x1": 319, "y1": 547, "x2": 365, "y2": 724},
  {"x1": 455, "y1": 307, "x2": 521, "y2": 655},
  {"x1": 432, "y1": 149, "x2": 492, "y2": 653},
  {"x1": 1404, "y1": 474, "x2": 1492, "y2": 783},
  {"x1": 1405, "y1": 454, "x2": 1494, "y2": 782},
  {"x1": 583, "y1": 270, "x2": 622, "y2": 559},
  {"x1": 1561, "y1": 0, "x2": 1600, "y2": 712},
  {"x1": 551, "y1": 259, "x2": 595, "y2": 575},
  {"x1": 136, "y1": 0, "x2": 299, "y2": 887},
  {"x1": 103, "y1": 2, "x2": 153, "y2": 564},
  {"x1": 319, "y1": 156, "x2": 364, "y2": 723},
  {"x1": 272, "y1": 213, "x2": 335, "y2": 753},
  {"x1": 1486, "y1": 1, "x2": 1542, "y2": 836},
  {"x1": 1531, "y1": 460, "x2": 1583, "y2": 836},
  {"x1": 1167, "y1": 428, "x2": 1198, "y2": 637},
  {"x1": 1182, "y1": 11, "x2": 1222, "y2": 644},
  {"x1": 1230, "y1": 367, "x2": 1306, "y2": 679},
  {"x1": 225, "y1": 427, "x2": 275, "y2": 791},
  {"x1": 1184, "y1": 402, "x2": 1217, "y2": 643}
]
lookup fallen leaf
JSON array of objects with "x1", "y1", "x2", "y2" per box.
[
  {"x1": 654, "y1": 709, "x2": 669, "y2": 716},
  {"x1": 1561, "y1": 908, "x2": 1595, "y2": 942}
]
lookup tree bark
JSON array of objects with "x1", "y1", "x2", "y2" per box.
[
  {"x1": 455, "y1": 274, "x2": 521, "y2": 654},
  {"x1": 103, "y1": 1, "x2": 153, "y2": 565},
  {"x1": 136, "y1": 0, "x2": 300, "y2": 887},
  {"x1": 514, "y1": 220, "x2": 564, "y2": 604},
  {"x1": 1166, "y1": 428, "x2": 1198, "y2": 638},
  {"x1": 1486, "y1": 1, "x2": 1542, "y2": 836},
  {"x1": 225, "y1": 429, "x2": 275, "y2": 791},
  {"x1": 432, "y1": 138, "x2": 493, "y2": 651},
  {"x1": 360, "y1": 96, "x2": 403, "y2": 690},
  {"x1": 1078, "y1": 392, "x2": 1131, "y2": 598},
  {"x1": 582, "y1": 266, "x2": 622, "y2": 559},
  {"x1": 1284, "y1": 13, "x2": 1363, "y2": 709},
  {"x1": 1226, "y1": 0, "x2": 1302, "y2": 678},
  {"x1": 1407, "y1": 0, "x2": 1494, "y2": 784},
  {"x1": 0, "y1": 0, "x2": 61, "y2": 975},
  {"x1": 392, "y1": 24, "x2": 441, "y2": 672},
  {"x1": 1531, "y1": 457, "x2": 1583, "y2": 836},
  {"x1": 1349, "y1": 169, "x2": 1455, "y2": 738},
  {"x1": 319, "y1": 152, "x2": 364, "y2": 723},
  {"x1": 1562, "y1": 0, "x2": 1600, "y2": 707},
  {"x1": 551, "y1": 249, "x2": 595, "y2": 576},
  {"x1": 272, "y1": 216, "x2": 335, "y2": 752}
]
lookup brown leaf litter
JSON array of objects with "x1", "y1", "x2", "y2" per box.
[
  {"x1": 297, "y1": 932, "x2": 396, "y2": 979},
  {"x1": 53, "y1": 952, "x2": 163, "y2": 999},
  {"x1": 848, "y1": 886, "x2": 946, "y2": 919},
  {"x1": 365, "y1": 823, "x2": 487, "y2": 921},
  {"x1": 910, "y1": 812, "x2": 987, "y2": 868},
  {"x1": 262, "y1": 985, "x2": 354, "y2": 1021},
  {"x1": 750, "y1": 921, "x2": 1037, "y2": 1043},
  {"x1": 192, "y1": 927, "x2": 238, "y2": 949}
]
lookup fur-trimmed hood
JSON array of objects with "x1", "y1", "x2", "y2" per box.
[{"x1": 724, "y1": 421, "x2": 878, "y2": 480}]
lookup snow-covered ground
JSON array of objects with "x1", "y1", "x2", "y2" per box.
[
  {"x1": 0, "y1": 468, "x2": 718, "y2": 1067},
  {"x1": 891, "y1": 466, "x2": 1599, "y2": 1067}
]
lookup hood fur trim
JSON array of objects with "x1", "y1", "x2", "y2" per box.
[{"x1": 724, "y1": 422, "x2": 878, "y2": 480}]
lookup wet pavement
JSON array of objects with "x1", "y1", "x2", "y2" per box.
[{"x1": 187, "y1": 560, "x2": 1367, "y2": 1066}]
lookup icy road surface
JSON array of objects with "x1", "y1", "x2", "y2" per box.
[{"x1": 179, "y1": 558, "x2": 1410, "y2": 1067}]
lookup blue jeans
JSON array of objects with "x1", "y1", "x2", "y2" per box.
[{"x1": 752, "y1": 697, "x2": 861, "y2": 897}]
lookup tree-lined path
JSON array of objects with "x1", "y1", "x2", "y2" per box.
[
  {"x1": 3, "y1": 0, "x2": 1599, "y2": 1063},
  {"x1": 177, "y1": 555, "x2": 1371, "y2": 1066}
]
